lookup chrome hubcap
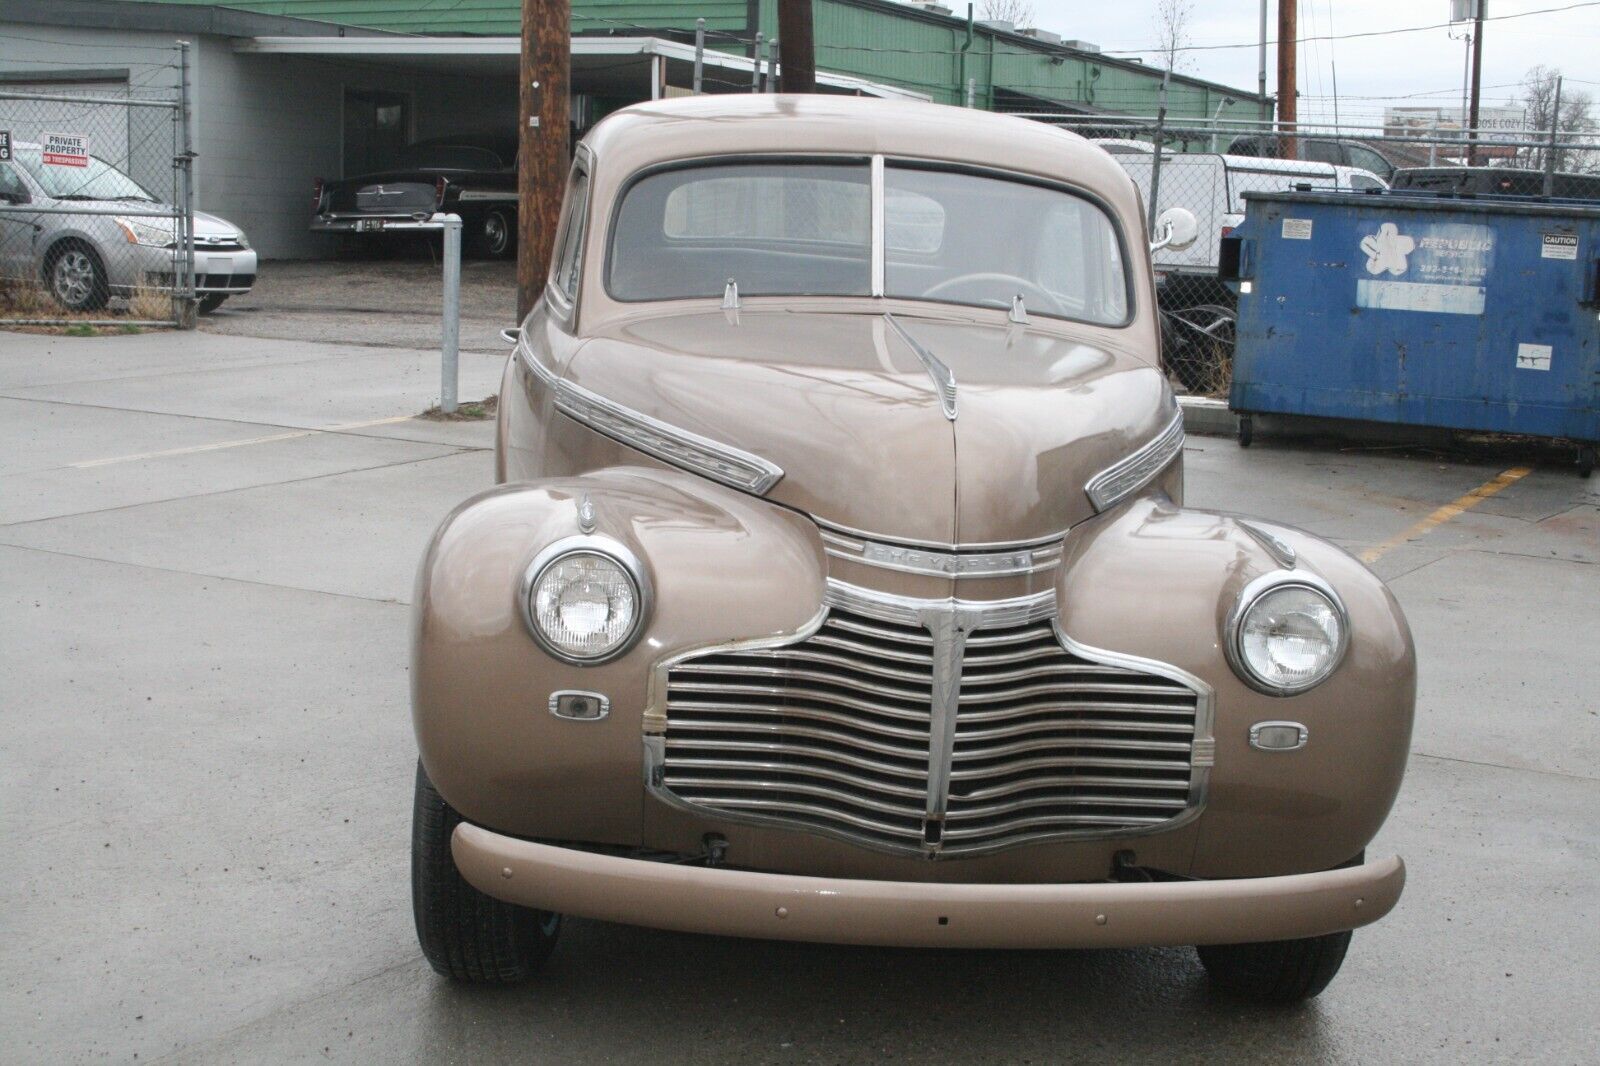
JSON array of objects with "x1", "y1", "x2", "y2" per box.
[{"x1": 52, "y1": 250, "x2": 96, "y2": 305}]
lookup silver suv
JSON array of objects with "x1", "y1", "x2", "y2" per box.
[{"x1": 0, "y1": 142, "x2": 256, "y2": 314}]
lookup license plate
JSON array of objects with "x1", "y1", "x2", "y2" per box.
[{"x1": 356, "y1": 218, "x2": 386, "y2": 233}]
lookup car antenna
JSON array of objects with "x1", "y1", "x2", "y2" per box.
[{"x1": 1008, "y1": 293, "x2": 1029, "y2": 325}]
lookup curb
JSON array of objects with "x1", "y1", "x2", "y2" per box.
[{"x1": 1178, "y1": 395, "x2": 1236, "y2": 437}]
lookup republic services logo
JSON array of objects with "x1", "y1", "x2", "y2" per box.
[{"x1": 1361, "y1": 223, "x2": 1415, "y2": 277}]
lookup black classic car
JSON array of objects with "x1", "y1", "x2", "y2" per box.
[{"x1": 311, "y1": 135, "x2": 518, "y2": 257}]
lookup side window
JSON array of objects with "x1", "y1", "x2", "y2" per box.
[
  {"x1": 1348, "y1": 173, "x2": 1384, "y2": 192},
  {"x1": 1348, "y1": 146, "x2": 1392, "y2": 181},
  {"x1": 0, "y1": 163, "x2": 29, "y2": 203},
  {"x1": 549, "y1": 165, "x2": 589, "y2": 302}
]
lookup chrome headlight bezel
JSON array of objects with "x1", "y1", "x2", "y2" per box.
[
  {"x1": 1224, "y1": 571, "x2": 1350, "y2": 697},
  {"x1": 518, "y1": 534, "x2": 651, "y2": 665}
]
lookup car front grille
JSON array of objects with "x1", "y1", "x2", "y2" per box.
[{"x1": 658, "y1": 605, "x2": 1203, "y2": 856}]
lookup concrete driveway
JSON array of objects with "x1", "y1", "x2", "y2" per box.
[{"x1": 1, "y1": 327, "x2": 1596, "y2": 1063}]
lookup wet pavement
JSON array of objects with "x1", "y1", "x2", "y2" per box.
[{"x1": 1, "y1": 322, "x2": 1597, "y2": 1064}]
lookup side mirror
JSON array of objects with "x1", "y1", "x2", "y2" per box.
[{"x1": 1150, "y1": 207, "x2": 1199, "y2": 253}]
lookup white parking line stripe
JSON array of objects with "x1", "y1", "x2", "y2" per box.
[{"x1": 69, "y1": 414, "x2": 418, "y2": 469}]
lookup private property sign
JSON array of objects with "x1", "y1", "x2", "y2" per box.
[{"x1": 42, "y1": 132, "x2": 88, "y2": 167}]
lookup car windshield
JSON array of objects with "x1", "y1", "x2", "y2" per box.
[
  {"x1": 394, "y1": 144, "x2": 505, "y2": 171},
  {"x1": 14, "y1": 147, "x2": 159, "y2": 202},
  {"x1": 606, "y1": 158, "x2": 1129, "y2": 326}
]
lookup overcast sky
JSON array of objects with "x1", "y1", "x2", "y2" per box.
[{"x1": 1021, "y1": 0, "x2": 1599, "y2": 124}]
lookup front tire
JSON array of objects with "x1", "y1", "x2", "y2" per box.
[
  {"x1": 46, "y1": 242, "x2": 110, "y2": 312},
  {"x1": 1196, "y1": 929, "x2": 1353, "y2": 1003},
  {"x1": 198, "y1": 294, "x2": 228, "y2": 314},
  {"x1": 411, "y1": 762, "x2": 561, "y2": 982}
]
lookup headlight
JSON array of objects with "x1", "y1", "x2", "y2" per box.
[
  {"x1": 234, "y1": 232, "x2": 250, "y2": 249},
  {"x1": 520, "y1": 538, "x2": 647, "y2": 664},
  {"x1": 1227, "y1": 577, "x2": 1347, "y2": 695},
  {"x1": 115, "y1": 217, "x2": 174, "y2": 247}
]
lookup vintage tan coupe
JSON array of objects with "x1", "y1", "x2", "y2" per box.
[{"x1": 411, "y1": 95, "x2": 1415, "y2": 1002}]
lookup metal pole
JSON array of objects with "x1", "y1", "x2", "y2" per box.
[
  {"x1": 177, "y1": 40, "x2": 196, "y2": 329},
  {"x1": 694, "y1": 18, "x2": 705, "y2": 94},
  {"x1": 1258, "y1": 0, "x2": 1268, "y2": 108},
  {"x1": 1467, "y1": 0, "x2": 1486, "y2": 166},
  {"x1": 1544, "y1": 75, "x2": 1563, "y2": 196},
  {"x1": 752, "y1": 32, "x2": 764, "y2": 92},
  {"x1": 441, "y1": 214, "x2": 462, "y2": 415},
  {"x1": 965, "y1": 78, "x2": 976, "y2": 109},
  {"x1": 766, "y1": 37, "x2": 778, "y2": 93},
  {"x1": 1148, "y1": 66, "x2": 1170, "y2": 232}
]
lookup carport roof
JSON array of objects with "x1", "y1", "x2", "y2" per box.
[{"x1": 233, "y1": 35, "x2": 929, "y2": 101}]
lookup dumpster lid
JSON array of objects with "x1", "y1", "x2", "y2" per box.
[{"x1": 1240, "y1": 188, "x2": 1600, "y2": 221}]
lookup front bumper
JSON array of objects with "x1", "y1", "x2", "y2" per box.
[
  {"x1": 312, "y1": 213, "x2": 423, "y2": 234},
  {"x1": 126, "y1": 246, "x2": 258, "y2": 295},
  {"x1": 453, "y1": 823, "x2": 1405, "y2": 949}
]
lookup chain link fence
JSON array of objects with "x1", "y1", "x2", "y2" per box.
[
  {"x1": 1003, "y1": 112, "x2": 1600, "y2": 396},
  {"x1": 0, "y1": 45, "x2": 196, "y2": 329}
]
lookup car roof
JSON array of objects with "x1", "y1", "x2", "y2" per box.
[{"x1": 583, "y1": 94, "x2": 1137, "y2": 208}]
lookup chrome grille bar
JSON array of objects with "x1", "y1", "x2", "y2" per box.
[{"x1": 654, "y1": 595, "x2": 1208, "y2": 857}]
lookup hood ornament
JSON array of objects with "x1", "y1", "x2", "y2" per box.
[{"x1": 884, "y1": 314, "x2": 957, "y2": 421}]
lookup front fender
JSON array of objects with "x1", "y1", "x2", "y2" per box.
[
  {"x1": 413, "y1": 466, "x2": 825, "y2": 844},
  {"x1": 1058, "y1": 497, "x2": 1416, "y2": 877}
]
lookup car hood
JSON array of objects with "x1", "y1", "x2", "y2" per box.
[
  {"x1": 563, "y1": 309, "x2": 1173, "y2": 546},
  {"x1": 37, "y1": 198, "x2": 242, "y2": 240}
]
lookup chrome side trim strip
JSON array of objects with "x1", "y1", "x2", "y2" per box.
[
  {"x1": 518, "y1": 335, "x2": 785, "y2": 496},
  {"x1": 1084, "y1": 410, "x2": 1185, "y2": 512},
  {"x1": 884, "y1": 313, "x2": 957, "y2": 420}
]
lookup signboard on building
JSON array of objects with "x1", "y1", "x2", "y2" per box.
[
  {"x1": 0, "y1": 130, "x2": 11, "y2": 162},
  {"x1": 42, "y1": 131, "x2": 89, "y2": 167},
  {"x1": 1385, "y1": 105, "x2": 1526, "y2": 160}
]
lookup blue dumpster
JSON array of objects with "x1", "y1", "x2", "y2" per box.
[{"x1": 1225, "y1": 190, "x2": 1600, "y2": 460}]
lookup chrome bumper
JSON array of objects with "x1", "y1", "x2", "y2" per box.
[{"x1": 453, "y1": 823, "x2": 1405, "y2": 949}]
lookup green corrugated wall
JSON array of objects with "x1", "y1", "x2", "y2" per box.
[{"x1": 110, "y1": 0, "x2": 1266, "y2": 118}]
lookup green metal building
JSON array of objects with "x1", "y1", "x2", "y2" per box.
[{"x1": 116, "y1": 0, "x2": 1268, "y2": 120}]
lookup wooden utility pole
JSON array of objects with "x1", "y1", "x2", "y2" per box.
[
  {"x1": 1467, "y1": 1, "x2": 1486, "y2": 166},
  {"x1": 518, "y1": 0, "x2": 570, "y2": 319},
  {"x1": 777, "y1": 0, "x2": 816, "y2": 93},
  {"x1": 1276, "y1": 0, "x2": 1296, "y2": 159}
]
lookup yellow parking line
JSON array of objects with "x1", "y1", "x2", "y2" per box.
[
  {"x1": 70, "y1": 414, "x2": 418, "y2": 469},
  {"x1": 1359, "y1": 466, "x2": 1533, "y2": 563}
]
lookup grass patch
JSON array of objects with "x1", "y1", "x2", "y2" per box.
[{"x1": 420, "y1": 394, "x2": 499, "y2": 421}]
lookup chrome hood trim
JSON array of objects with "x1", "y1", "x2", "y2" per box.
[
  {"x1": 819, "y1": 522, "x2": 1063, "y2": 580},
  {"x1": 519, "y1": 335, "x2": 784, "y2": 494},
  {"x1": 884, "y1": 313, "x2": 956, "y2": 420},
  {"x1": 1084, "y1": 410, "x2": 1184, "y2": 512}
]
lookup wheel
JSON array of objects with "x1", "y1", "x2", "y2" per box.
[
  {"x1": 1237, "y1": 413, "x2": 1254, "y2": 448},
  {"x1": 470, "y1": 210, "x2": 515, "y2": 259},
  {"x1": 1196, "y1": 929, "x2": 1353, "y2": 1004},
  {"x1": 46, "y1": 242, "x2": 109, "y2": 312},
  {"x1": 1578, "y1": 445, "x2": 1596, "y2": 478},
  {"x1": 197, "y1": 294, "x2": 228, "y2": 314},
  {"x1": 411, "y1": 761, "x2": 561, "y2": 982}
]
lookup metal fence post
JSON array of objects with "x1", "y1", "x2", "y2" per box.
[
  {"x1": 177, "y1": 40, "x2": 197, "y2": 329},
  {"x1": 766, "y1": 38, "x2": 778, "y2": 93},
  {"x1": 751, "y1": 33, "x2": 763, "y2": 92},
  {"x1": 441, "y1": 214, "x2": 462, "y2": 414},
  {"x1": 694, "y1": 19, "x2": 705, "y2": 95}
]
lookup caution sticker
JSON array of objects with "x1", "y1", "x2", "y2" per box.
[
  {"x1": 1540, "y1": 233, "x2": 1578, "y2": 260},
  {"x1": 1281, "y1": 218, "x2": 1313, "y2": 240}
]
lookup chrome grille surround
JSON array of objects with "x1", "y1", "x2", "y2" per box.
[{"x1": 647, "y1": 581, "x2": 1212, "y2": 858}]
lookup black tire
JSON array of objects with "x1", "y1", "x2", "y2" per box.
[
  {"x1": 1578, "y1": 445, "x2": 1596, "y2": 478},
  {"x1": 411, "y1": 761, "x2": 560, "y2": 982},
  {"x1": 470, "y1": 209, "x2": 515, "y2": 259},
  {"x1": 1237, "y1": 413, "x2": 1254, "y2": 448},
  {"x1": 45, "y1": 241, "x2": 110, "y2": 312},
  {"x1": 1196, "y1": 929, "x2": 1353, "y2": 1004},
  {"x1": 197, "y1": 294, "x2": 228, "y2": 314}
]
